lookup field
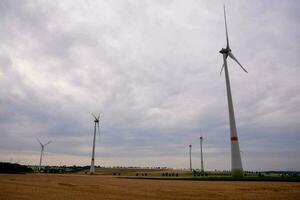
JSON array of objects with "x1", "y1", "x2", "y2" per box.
[{"x1": 0, "y1": 174, "x2": 300, "y2": 200}]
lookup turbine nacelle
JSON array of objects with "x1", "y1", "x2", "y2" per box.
[
  {"x1": 92, "y1": 113, "x2": 100, "y2": 123},
  {"x1": 37, "y1": 139, "x2": 51, "y2": 148},
  {"x1": 219, "y1": 48, "x2": 231, "y2": 54}
]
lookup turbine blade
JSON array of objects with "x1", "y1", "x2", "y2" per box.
[
  {"x1": 97, "y1": 122, "x2": 100, "y2": 137},
  {"x1": 44, "y1": 141, "x2": 52, "y2": 146},
  {"x1": 37, "y1": 138, "x2": 42, "y2": 146},
  {"x1": 97, "y1": 113, "x2": 100, "y2": 120},
  {"x1": 228, "y1": 52, "x2": 248, "y2": 73},
  {"x1": 220, "y1": 63, "x2": 225, "y2": 76},
  {"x1": 224, "y1": 5, "x2": 230, "y2": 49},
  {"x1": 92, "y1": 113, "x2": 97, "y2": 120}
]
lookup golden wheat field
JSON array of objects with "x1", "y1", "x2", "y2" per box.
[{"x1": 0, "y1": 174, "x2": 299, "y2": 200}]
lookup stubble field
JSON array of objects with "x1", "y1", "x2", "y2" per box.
[{"x1": 0, "y1": 174, "x2": 299, "y2": 200}]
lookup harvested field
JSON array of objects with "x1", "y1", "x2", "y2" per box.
[{"x1": 0, "y1": 174, "x2": 299, "y2": 200}]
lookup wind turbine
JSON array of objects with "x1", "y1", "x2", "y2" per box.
[
  {"x1": 199, "y1": 136, "x2": 204, "y2": 174},
  {"x1": 189, "y1": 144, "x2": 192, "y2": 172},
  {"x1": 219, "y1": 5, "x2": 247, "y2": 177},
  {"x1": 90, "y1": 113, "x2": 100, "y2": 174},
  {"x1": 37, "y1": 139, "x2": 51, "y2": 172}
]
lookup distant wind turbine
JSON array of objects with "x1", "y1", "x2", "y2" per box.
[
  {"x1": 90, "y1": 113, "x2": 100, "y2": 174},
  {"x1": 219, "y1": 5, "x2": 247, "y2": 177},
  {"x1": 199, "y1": 136, "x2": 204, "y2": 174},
  {"x1": 189, "y1": 144, "x2": 192, "y2": 172},
  {"x1": 37, "y1": 139, "x2": 51, "y2": 172}
]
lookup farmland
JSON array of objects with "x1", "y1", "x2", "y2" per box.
[{"x1": 0, "y1": 173, "x2": 299, "y2": 200}]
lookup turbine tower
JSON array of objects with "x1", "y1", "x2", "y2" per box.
[
  {"x1": 189, "y1": 144, "x2": 192, "y2": 171},
  {"x1": 37, "y1": 139, "x2": 51, "y2": 172},
  {"x1": 90, "y1": 113, "x2": 100, "y2": 174},
  {"x1": 219, "y1": 5, "x2": 247, "y2": 177},
  {"x1": 199, "y1": 136, "x2": 204, "y2": 174}
]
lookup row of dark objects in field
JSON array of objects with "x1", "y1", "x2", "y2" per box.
[
  {"x1": 162, "y1": 172, "x2": 179, "y2": 177},
  {"x1": 193, "y1": 170, "x2": 208, "y2": 176},
  {"x1": 135, "y1": 172, "x2": 180, "y2": 177},
  {"x1": 111, "y1": 172, "x2": 180, "y2": 177}
]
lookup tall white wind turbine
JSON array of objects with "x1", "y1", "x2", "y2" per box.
[
  {"x1": 219, "y1": 5, "x2": 247, "y2": 177},
  {"x1": 90, "y1": 113, "x2": 100, "y2": 174},
  {"x1": 37, "y1": 139, "x2": 51, "y2": 172}
]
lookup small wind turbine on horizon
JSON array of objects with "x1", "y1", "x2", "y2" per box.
[
  {"x1": 37, "y1": 139, "x2": 51, "y2": 172},
  {"x1": 90, "y1": 113, "x2": 100, "y2": 174},
  {"x1": 189, "y1": 144, "x2": 192, "y2": 172},
  {"x1": 199, "y1": 135, "x2": 204, "y2": 174},
  {"x1": 219, "y1": 5, "x2": 247, "y2": 177}
]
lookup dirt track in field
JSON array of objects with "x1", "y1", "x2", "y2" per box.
[{"x1": 0, "y1": 174, "x2": 299, "y2": 200}]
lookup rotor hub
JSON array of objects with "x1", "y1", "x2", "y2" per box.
[{"x1": 219, "y1": 47, "x2": 231, "y2": 54}]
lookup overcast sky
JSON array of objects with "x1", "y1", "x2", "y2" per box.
[{"x1": 0, "y1": 0, "x2": 299, "y2": 171}]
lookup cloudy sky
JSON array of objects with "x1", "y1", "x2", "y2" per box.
[{"x1": 0, "y1": 0, "x2": 299, "y2": 171}]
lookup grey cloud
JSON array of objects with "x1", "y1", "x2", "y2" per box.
[{"x1": 0, "y1": 0, "x2": 299, "y2": 170}]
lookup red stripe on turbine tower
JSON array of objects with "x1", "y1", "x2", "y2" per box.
[{"x1": 231, "y1": 136, "x2": 238, "y2": 141}]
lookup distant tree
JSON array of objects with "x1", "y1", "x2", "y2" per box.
[{"x1": 0, "y1": 162, "x2": 33, "y2": 174}]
